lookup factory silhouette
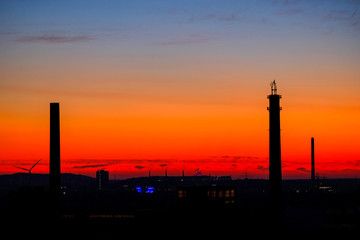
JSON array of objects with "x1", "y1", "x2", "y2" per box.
[{"x1": 1, "y1": 81, "x2": 360, "y2": 236}]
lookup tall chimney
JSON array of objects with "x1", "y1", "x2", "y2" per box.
[
  {"x1": 267, "y1": 80, "x2": 282, "y2": 205},
  {"x1": 50, "y1": 103, "x2": 61, "y2": 199},
  {"x1": 311, "y1": 137, "x2": 315, "y2": 181}
]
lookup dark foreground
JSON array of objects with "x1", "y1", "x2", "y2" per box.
[{"x1": 1, "y1": 175, "x2": 360, "y2": 237}]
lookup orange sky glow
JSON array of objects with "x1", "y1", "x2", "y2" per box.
[{"x1": 1, "y1": 1, "x2": 359, "y2": 179}]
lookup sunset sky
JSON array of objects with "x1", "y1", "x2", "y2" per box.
[{"x1": 1, "y1": 0, "x2": 359, "y2": 179}]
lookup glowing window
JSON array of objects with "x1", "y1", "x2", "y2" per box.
[
  {"x1": 219, "y1": 190, "x2": 224, "y2": 198},
  {"x1": 211, "y1": 190, "x2": 217, "y2": 197},
  {"x1": 178, "y1": 190, "x2": 186, "y2": 198},
  {"x1": 225, "y1": 190, "x2": 230, "y2": 197}
]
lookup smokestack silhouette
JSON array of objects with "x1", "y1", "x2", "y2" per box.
[
  {"x1": 50, "y1": 103, "x2": 61, "y2": 201},
  {"x1": 267, "y1": 80, "x2": 282, "y2": 205},
  {"x1": 311, "y1": 137, "x2": 315, "y2": 181}
]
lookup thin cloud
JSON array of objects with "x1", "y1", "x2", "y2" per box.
[
  {"x1": 257, "y1": 165, "x2": 269, "y2": 171},
  {"x1": 73, "y1": 164, "x2": 107, "y2": 169},
  {"x1": 212, "y1": 156, "x2": 261, "y2": 163},
  {"x1": 15, "y1": 34, "x2": 95, "y2": 43},
  {"x1": 134, "y1": 165, "x2": 146, "y2": 170},
  {"x1": 296, "y1": 167, "x2": 310, "y2": 173},
  {"x1": 322, "y1": 7, "x2": 360, "y2": 31}
]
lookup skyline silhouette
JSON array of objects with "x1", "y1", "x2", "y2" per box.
[
  {"x1": 2, "y1": 168, "x2": 360, "y2": 235},
  {"x1": 1, "y1": 94, "x2": 359, "y2": 234}
]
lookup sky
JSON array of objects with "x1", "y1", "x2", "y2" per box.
[{"x1": 0, "y1": 0, "x2": 359, "y2": 179}]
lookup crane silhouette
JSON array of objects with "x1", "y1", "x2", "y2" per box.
[{"x1": 14, "y1": 159, "x2": 41, "y2": 174}]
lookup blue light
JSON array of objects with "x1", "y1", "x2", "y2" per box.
[
  {"x1": 136, "y1": 186, "x2": 155, "y2": 193},
  {"x1": 146, "y1": 187, "x2": 155, "y2": 194}
]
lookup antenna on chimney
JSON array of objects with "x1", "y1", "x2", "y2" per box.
[{"x1": 270, "y1": 80, "x2": 277, "y2": 95}]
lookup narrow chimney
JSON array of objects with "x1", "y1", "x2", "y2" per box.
[
  {"x1": 267, "y1": 80, "x2": 282, "y2": 205},
  {"x1": 311, "y1": 137, "x2": 315, "y2": 181},
  {"x1": 50, "y1": 103, "x2": 61, "y2": 200}
]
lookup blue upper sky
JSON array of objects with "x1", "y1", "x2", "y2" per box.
[
  {"x1": 1, "y1": 0, "x2": 359, "y2": 102},
  {"x1": 1, "y1": 0, "x2": 359, "y2": 44}
]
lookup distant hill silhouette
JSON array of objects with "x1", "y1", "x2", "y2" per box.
[
  {"x1": 2, "y1": 173, "x2": 360, "y2": 193},
  {"x1": 0, "y1": 173, "x2": 95, "y2": 192}
]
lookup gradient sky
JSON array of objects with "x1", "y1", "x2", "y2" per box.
[{"x1": 1, "y1": 0, "x2": 359, "y2": 179}]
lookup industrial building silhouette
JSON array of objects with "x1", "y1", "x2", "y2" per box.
[{"x1": 47, "y1": 82, "x2": 285, "y2": 208}]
